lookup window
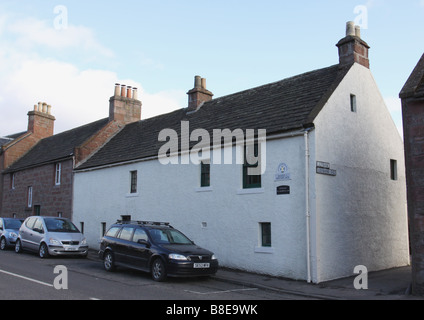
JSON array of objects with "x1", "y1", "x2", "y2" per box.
[
  {"x1": 130, "y1": 171, "x2": 138, "y2": 194},
  {"x1": 260, "y1": 223, "x2": 272, "y2": 247},
  {"x1": 391, "y1": 159, "x2": 398, "y2": 181},
  {"x1": 200, "y1": 161, "x2": 210, "y2": 187},
  {"x1": 133, "y1": 228, "x2": 148, "y2": 243},
  {"x1": 243, "y1": 143, "x2": 262, "y2": 189},
  {"x1": 27, "y1": 187, "x2": 33, "y2": 208},
  {"x1": 55, "y1": 163, "x2": 61, "y2": 185},
  {"x1": 350, "y1": 94, "x2": 357, "y2": 113},
  {"x1": 105, "y1": 226, "x2": 120, "y2": 238},
  {"x1": 118, "y1": 227, "x2": 134, "y2": 241},
  {"x1": 10, "y1": 173, "x2": 15, "y2": 190}
]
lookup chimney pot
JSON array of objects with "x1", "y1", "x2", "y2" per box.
[
  {"x1": 121, "y1": 85, "x2": 127, "y2": 98},
  {"x1": 47, "y1": 105, "x2": 52, "y2": 115},
  {"x1": 38, "y1": 102, "x2": 43, "y2": 112},
  {"x1": 346, "y1": 21, "x2": 356, "y2": 37},
  {"x1": 355, "y1": 25, "x2": 361, "y2": 38},
  {"x1": 201, "y1": 78, "x2": 207, "y2": 89},
  {"x1": 133, "y1": 88, "x2": 138, "y2": 100},
  {"x1": 42, "y1": 102, "x2": 47, "y2": 113},
  {"x1": 115, "y1": 83, "x2": 121, "y2": 96},
  {"x1": 127, "y1": 86, "x2": 133, "y2": 99},
  {"x1": 194, "y1": 76, "x2": 202, "y2": 89}
]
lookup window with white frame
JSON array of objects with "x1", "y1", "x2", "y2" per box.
[
  {"x1": 55, "y1": 163, "x2": 61, "y2": 186},
  {"x1": 27, "y1": 186, "x2": 33, "y2": 208}
]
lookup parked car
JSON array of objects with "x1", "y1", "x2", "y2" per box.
[
  {"x1": 99, "y1": 220, "x2": 219, "y2": 281},
  {"x1": 15, "y1": 216, "x2": 88, "y2": 258},
  {"x1": 0, "y1": 218, "x2": 23, "y2": 250}
]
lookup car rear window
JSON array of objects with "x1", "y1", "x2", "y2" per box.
[{"x1": 105, "y1": 226, "x2": 120, "y2": 238}]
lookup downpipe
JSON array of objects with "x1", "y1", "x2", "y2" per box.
[{"x1": 304, "y1": 129, "x2": 312, "y2": 283}]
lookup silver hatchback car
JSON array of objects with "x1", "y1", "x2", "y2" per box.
[
  {"x1": 15, "y1": 216, "x2": 88, "y2": 258},
  {"x1": 0, "y1": 218, "x2": 23, "y2": 250}
]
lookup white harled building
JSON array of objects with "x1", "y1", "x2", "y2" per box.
[{"x1": 72, "y1": 22, "x2": 409, "y2": 283}]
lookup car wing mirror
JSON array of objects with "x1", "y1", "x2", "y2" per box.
[{"x1": 137, "y1": 239, "x2": 151, "y2": 248}]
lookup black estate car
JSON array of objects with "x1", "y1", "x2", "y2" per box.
[{"x1": 99, "y1": 220, "x2": 219, "y2": 281}]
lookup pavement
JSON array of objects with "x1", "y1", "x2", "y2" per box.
[
  {"x1": 214, "y1": 266, "x2": 423, "y2": 300},
  {"x1": 88, "y1": 250, "x2": 422, "y2": 300}
]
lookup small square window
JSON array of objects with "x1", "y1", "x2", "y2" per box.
[
  {"x1": 390, "y1": 159, "x2": 398, "y2": 181},
  {"x1": 350, "y1": 94, "x2": 357, "y2": 113},
  {"x1": 260, "y1": 222, "x2": 272, "y2": 247}
]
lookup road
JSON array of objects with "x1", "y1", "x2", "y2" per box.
[{"x1": 0, "y1": 249, "x2": 306, "y2": 301}]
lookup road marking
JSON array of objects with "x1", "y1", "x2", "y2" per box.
[
  {"x1": 0, "y1": 268, "x2": 54, "y2": 288},
  {"x1": 185, "y1": 288, "x2": 258, "y2": 295}
]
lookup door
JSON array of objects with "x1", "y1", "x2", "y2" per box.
[
  {"x1": 114, "y1": 227, "x2": 135, "y2": 264},
  {"x1": 30, "y1": 218, "x2": 45, "y2": 250},
  {"x1": 20, "y1": 217, "x2": 37, "y2": 250},
  {"x1": 127, "y1": 228, "x2": 151, "y2": 270}
]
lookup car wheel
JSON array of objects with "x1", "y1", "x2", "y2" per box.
[
  {"x1": 39, "y1": 243, "x2": 49, "y2": 259},
  {"x1": 104, "y1": 251, "x2": 116, "y2": 272},
  {"x1": 15, "y1": 239, "x2": 23, "y2": 253},
  {"x1": 0, "y1": 238, "x2": 6, "y2": 250},
  {"x1": 151, "y1": 258, "x2": 167, "y2": 282}
]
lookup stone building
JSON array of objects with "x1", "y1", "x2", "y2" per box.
[
  {"x1": 400, "y1": 53, "x2": 424, "y2": 295},
  {"x1": 0, "y1": 85, "x2": 141, "y2": 219}
]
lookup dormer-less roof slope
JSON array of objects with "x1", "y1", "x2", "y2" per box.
[
  {"x1": 76, "y1": 63, "x2": 352, "y2": 171},
  {"x1": 4, "y1": 118, "x2": 109, "y2": 173},
  {"x1": 400, "y1": 53, "x2": 424, "y2": 99}
]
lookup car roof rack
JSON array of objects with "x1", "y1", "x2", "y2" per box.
[{"x1": 116, "y1": 220, "x2": 173, "y2": 228}]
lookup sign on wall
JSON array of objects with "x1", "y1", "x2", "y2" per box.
[
  {"x1": 275, "y1": 163, "x2": 291, "y2": 181},
  {"x1": 316, "y1": 161, "x2": 337, "y2": 177}
]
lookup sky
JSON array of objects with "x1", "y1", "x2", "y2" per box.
[{"x1": 0, "y1": 0, "x2": 423, "y2": 137}]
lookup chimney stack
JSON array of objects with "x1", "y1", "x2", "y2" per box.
[
  {"x1": 27, "y1": 102, "x2": 55, "y2": 138},
  {"x1": 109, "y1": 83, "x2": 142, "y2": 124},
  {"x1": 336, "y1": 21, "x2": 370, "y2": 69},
  {"x1": 187, "y1": 75, "x2": 213, "y2": 112}
]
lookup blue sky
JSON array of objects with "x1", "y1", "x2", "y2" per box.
[{"x1": 0, "y1": 0, "x2": 423, "y2": 136}]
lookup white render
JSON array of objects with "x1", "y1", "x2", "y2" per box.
[{"x1": 73, "y1": 63, "x2": 410, "y2": 283}]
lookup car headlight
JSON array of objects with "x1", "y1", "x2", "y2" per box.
[
  {"x1": 81, "y1": 238, "x2": 87, "y2": 245},
  {"x1": 169, "y1": 253, "x2": 188, "y2": 261},
  {"x1": 9, "y1": 232, "x2": 18, "y2": 238},
  {"x1": 211, "y1": 254, "x2": 217, "y2": 260},
  {"x1": 49, "y1": 238, "x2": 61, "y2": 245}
]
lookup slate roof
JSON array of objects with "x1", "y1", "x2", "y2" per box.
[
  {"x1": 77, "y1": 63, "x2": 352, "y2": 170},
  {"x1": 4, "y1": 118, "x2": 109, "y2": 173},
  {"x1": 0, "y1": 132, "x2": 26, "y2": 149},
  {"x1": 400, "y1": 53, "x2": 424, "y2": 99}
]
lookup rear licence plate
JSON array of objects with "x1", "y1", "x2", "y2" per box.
[{"x1": 194, "y1": 263, "x2": 210, "y2": 269}]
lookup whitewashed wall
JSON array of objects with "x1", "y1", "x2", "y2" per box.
[
  {"x1": 312, "y1": 63, "x2": 410, "y2": 282},
  {"x1": 73, "y1": 136, "x2": 311, "y2": 279}
]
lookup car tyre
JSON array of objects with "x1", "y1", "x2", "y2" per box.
[
  {"x1": 15, "y1": 239, "x2": 23, "y2": 253},
  {"x1": 151, "y1": 258, "x2": 167, "y2": 282},
  {"x1": 39, "y1": 243, "x2": 49, "y2": 259},
  {"x1": 0, "y1": 238, "x2": 6, "y2": 250},
  {"x1": 104, "y1": 251, "x2": 116, "y2": 272}
]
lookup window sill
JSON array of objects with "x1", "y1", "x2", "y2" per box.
[
  {"x1": 195, "y1": 186, "x2": 213, "y2": 192},
  {"x1": 126, "y1": 193, "x2": 139, "y2": 198},
  {"x1": 254, "y1": 246, "x2": 275, "y2": 254},
  {"x1": 237, "y1": 188, "x2": 264, "y2": 195}
]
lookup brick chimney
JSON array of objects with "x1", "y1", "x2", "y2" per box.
[
  {"x1": 336, "y1": 21, "x2": 370, "y2": 69},
  {"x1": 109, "y1": 84, "x2": 142, "y2": 124},
  {"x1": 27, "y1": 102, "x2": 55, "y2": 138},
  {"x1": 187, "y1": 76, "x2": 213, "y2": 112}
]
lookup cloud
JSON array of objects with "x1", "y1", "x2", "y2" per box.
[{"x1": 0, "y1": 13, "x2": 184, "y2": 136}]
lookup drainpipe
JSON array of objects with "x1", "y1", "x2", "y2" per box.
[{"x1": 304, "y1": 129, "x2": 312, "y2": 283}]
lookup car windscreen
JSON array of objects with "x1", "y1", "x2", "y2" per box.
[
  {"x1": 44, "y1": 218, "x2": 80, "y2": 233},
  {"x1": 4, "y1": 219, "x2": 22, "y2": 229},
  {"x1": 149, "y1": 228, "x2": 193, "y2": 245}
]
